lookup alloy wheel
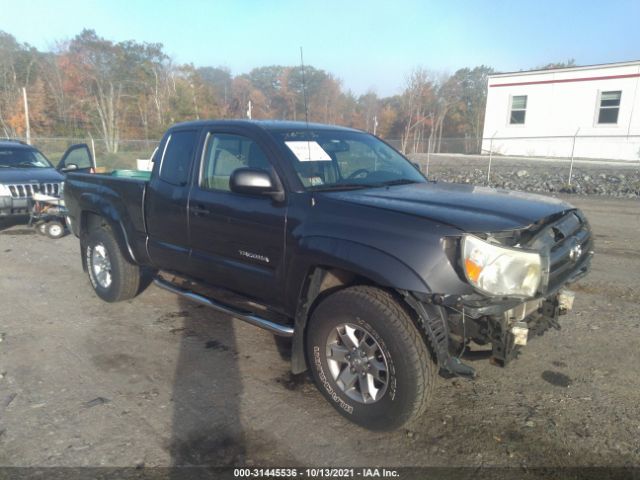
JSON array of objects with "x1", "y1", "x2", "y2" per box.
[{"x1": 325, "y1": 323, "x2": 389, "y2": 404}]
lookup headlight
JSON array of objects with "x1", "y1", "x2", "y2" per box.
[
  {"x1": 462, "y1": 234, "x2": 543, "y2": 297},
  {"x1": 0, "y1": 184, "x2": 10, "y2": 196}
]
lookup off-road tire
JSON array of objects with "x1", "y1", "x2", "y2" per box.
[
  {"x1": 85, "y1": 226, "x2": 141, "y2": 302},
  {"x1": 306, "y1": 286, "x2": 437, "y2": 431}
]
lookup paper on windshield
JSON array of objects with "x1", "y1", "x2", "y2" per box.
[{"x1": 285, "y1": 141, "x2": 332, "y2": 162}]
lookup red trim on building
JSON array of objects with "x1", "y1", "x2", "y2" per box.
[{"x1": 490, "y1": 73, "x2": 640, "y2": 88}]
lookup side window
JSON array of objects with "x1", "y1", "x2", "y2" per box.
[
  {"x1": 159, "y1": 130, "x2": 198, "y2": 186},
  {"x1": 597, "y1": 91, "x2": 621, "y2": 124},
  {"x1": 201, "y1": 133, "x2": 271, "y2": 191},
  {"x1": 62, "y1": 146, "x2": 92, "y2": 169},
  {"x1": 509, "y1": 95, "x2": 527, "y2": 124}
]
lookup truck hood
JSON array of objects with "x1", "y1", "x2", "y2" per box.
[
  {"x1": 323, "y1": 182, "x2": 573, "y2": 232},
  {"x1": 0, "y1": 168, "x2": 64, "y2": 184}
]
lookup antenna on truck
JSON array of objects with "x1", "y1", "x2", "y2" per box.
[
  {"x1": 300, "y1": 46, "x2": 310, "y2": 126},
  {"x1": 299, "y1": 46, "x2": 313, "y2": 161}
]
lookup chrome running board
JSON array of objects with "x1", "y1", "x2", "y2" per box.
[{"x1": 153, "y1": 277, "x2": 294, "y2": 338}]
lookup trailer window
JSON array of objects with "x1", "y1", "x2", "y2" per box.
[
  {"x1": 509, "y1": 95, "x2": 527, "y2": 125},
  {"x1": 597, "y1": 91, "x2": 621, "y2": 124}
]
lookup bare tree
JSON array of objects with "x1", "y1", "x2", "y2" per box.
[{"x1": 400, "y1": 68, "x2": 436, "y2": 154}]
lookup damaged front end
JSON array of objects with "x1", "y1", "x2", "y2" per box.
[
  {"x1": 450, "y1": 287, "x2": 579, "y2": 368},
  {"x1": 460, "y1": 209, "x2": 593, "y2": 367},
  {"x1": 405, "y1": 209, "x2": 593, "y2": 377}
]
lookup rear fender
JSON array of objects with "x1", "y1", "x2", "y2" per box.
[{"x1": 78, "y1": 193, "x2": 139, "y2": 264}]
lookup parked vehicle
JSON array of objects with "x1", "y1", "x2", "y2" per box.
[
  {"x1": 29, "y1": 192, "x2": 69, "y2": 239},
  {"x1": 64, "y1": 120, "x2": 593, "y2": 431},
  {"x1": 0, "y1": 140, "x2": 94, "y2": 218}
]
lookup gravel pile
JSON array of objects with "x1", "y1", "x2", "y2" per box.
[{"x1": 410, "y1": 154, "x2": 640, "y2": 198}]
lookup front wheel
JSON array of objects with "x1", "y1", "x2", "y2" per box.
[
  {"x1": 306, "y1": 286, "x2": 437, "y2": 431},
  {"x1": 85, "y1": 226, "x2": 141, "y2": 302}
]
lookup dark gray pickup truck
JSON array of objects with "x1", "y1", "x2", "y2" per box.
[{"x1": 64, "y1": 120, "x2": 593, "y2": 431}]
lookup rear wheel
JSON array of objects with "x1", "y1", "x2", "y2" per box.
[
  {"x1": 306, "y1": 286, "x2": 437, "y2": 431},
  {"x1": 85, "y1": 226, "x2": 141, "y2": 302}
]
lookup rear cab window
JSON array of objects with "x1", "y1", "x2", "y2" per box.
[{"x1": 158, "y1": 130, "x2": 198, "y2": 186}]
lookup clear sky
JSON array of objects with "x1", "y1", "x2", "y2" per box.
[{"x1": 1, "y1": 0, "x2": 639, "y2": 96}]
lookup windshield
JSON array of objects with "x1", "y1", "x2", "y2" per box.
[
  {"x1": 271, "y1": 129, "x2": 426, "y2": 191},
  {"x1": 0, "y1": 148, "x2": 53, "y2": 169}
]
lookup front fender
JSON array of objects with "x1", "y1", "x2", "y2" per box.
[
  {"x1": 304, "y1": 235, "x2": 430, "y2": 291},
  {"x1": 286, "y1": 236, "x2": 432, "y2": 375},
  {"x1": 285, "y1": 235, "x2": 431, "y2": 314}
]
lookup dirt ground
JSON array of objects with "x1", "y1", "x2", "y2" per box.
[{"x1": 0, "y1": 195, "x2": 638, "y2": 469}]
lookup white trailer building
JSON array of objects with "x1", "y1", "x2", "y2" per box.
[{"x1": 481, "y1": 61, "x2": 640, "y2": 161}]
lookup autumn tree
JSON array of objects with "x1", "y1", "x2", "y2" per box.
[
  {"x1": 198, "y1": 66, "x2": 233, "y2": 117},
  {"x1": 399, "y1": 68, "x2": 437, "y2": 153},
  {"x1": 0, "y1": 32, "x2": 42, "y2": 137},
  {"x1": 63, "y1": 30, "x2": 168, "y2": 151},
  {"x1": 357, "y1": 91, "x2": 380, "y2": 133},
  {"x1": 0, "y1": 28, "x2": 555, "y2": 155},
  {"x1": 536, "y1": 59, "x2": 576, "y2": 70},
  {"x1": 443, "y1": 66, "x2": 494, "y2": 153}
]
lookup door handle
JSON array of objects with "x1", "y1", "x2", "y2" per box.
[{"x1": 190, "y1": 205, "x2": 210, "y2": 216}]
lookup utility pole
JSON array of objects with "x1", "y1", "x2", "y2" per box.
[
  {"x1": 373, "y1": 115, "x2": 378, "y2": 136},
  {"x1": 246, "y1": 100, "x2": 252, "y2": 120},
  {"x1": 22, "y1": 87, "x2": 31, "y2": 144},
  {"x1": 88, "y1": 132, "x2": 96, "y2": 167}
]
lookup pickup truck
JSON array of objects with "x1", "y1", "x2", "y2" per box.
[{"x1": 64, "y1": 120, "x2": 593, "y2": 431}]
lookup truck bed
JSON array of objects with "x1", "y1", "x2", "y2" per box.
[{"x1": 64, "y1": 171, "x2": 149, "y2": 262}]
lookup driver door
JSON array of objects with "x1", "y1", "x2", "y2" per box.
[
  {"x1": 57, "y1": 144, "x2": 95, "y2": 174},
  {"x1": 187, "y1": 130, "x2": 287, "y2": 308}
]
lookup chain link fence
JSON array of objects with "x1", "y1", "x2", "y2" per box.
[
  {"x1": 388, "y1": 135, "x2": 640, "y2": 197},
  {"x1": 15, "y1": 137, "x2": 159, "y2": 171},
  {"x1": 9, "y1": 134, "x2": 640, "y2": 197},
  {"x1": 387, "y1": 134, "x2": 640, "y2": 160}
]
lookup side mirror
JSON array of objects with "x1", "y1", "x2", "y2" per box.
[
  {"x1": 230, "y1": 168, "x2": 284, "y2": 201},
  {"x1": 61, "y1": 163, "x2": 78, "y2": 172}
]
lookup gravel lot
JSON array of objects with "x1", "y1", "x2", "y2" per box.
[
  {"x1": 410, "y1": 154, "x2": 640, "y2": 198},
  {"x1": 0, "y1": 194, "x2": 639, "y2": 470}
]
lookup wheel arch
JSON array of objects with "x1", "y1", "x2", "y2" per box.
[
  {"x1": 287, "y1": 237, "x2": 432, "y2": 374},
  {"x1": 79, "y1": 210, "x2": 137, "y2": 271},
  {"x1": 290, "y1": 265, "x2": 428, "y2": 375}
]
